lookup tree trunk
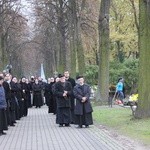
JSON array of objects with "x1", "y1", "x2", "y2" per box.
[
  {"x1": 96, "y1": 0, "x2": 110, "y2": 102},
  {"x1": 135, "y1": 0, "x2": 150, "y2": 118},
  {"x1": 57, "y1": 0, "x2": 66, "y2": 73},
  {"x1": 68, "y1": 0, "x2": 86, "y2": 76},
  {"x1": 1, "y1": 34, "x2": 8, "y2": 69},
  {"x1": 0, "y1": 36, "x2": 2, "y2": 70},
  {"x1": 69, "y1": 0, "x2": 77, "y2": 78},
  {"x1": 130, "y1": 0, "x2": 139, "y2": 31},
  {"x1": 76, "y1": 36, "x2": 85, "y2": 75},
  {"x1": 76, "y1": 2, "x2": 85, "y2": 75}
]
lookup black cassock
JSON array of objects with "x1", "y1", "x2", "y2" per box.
[
  {"x1": 26, "y1": 83, "x2": 32, "y2": 108},
  {"x1": 20, "y1": 82, "x2": 28, "y2": 116},
  {"x1": 52, "y1": 83, "x2": 57, "y2": 114},
  {"x1": 73, "y1": 84, "x2": 93, "y2": 127},
  {"x1": 44, "y1": 82, "x2": 54, "y2": 113},
  {"x1": 11, "y1": 82, "x2": 22, "y2": 119},
  {"x1": 54, "y1": 81, "x2": 72, "y2": 125},
  {"x1": 10, "y1": 81, "x2": 19, "y2": 123},
  {"x1": 32, "y1": 83, "x2": 43, "y2": 107},
  {"x1": 66, "y1": 77, "x2": 76, "y2": 123},
  {"x1": 3, "y1": 81, "x2": 11, "y2": 125},
  {"x1": 15, "y1": 83, "x2": 24, "y2": 118}
]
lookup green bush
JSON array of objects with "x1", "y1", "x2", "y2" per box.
[
  {"x1": 85, "y1": 59, "x2": 139, "y2": 93},
  {"x1": 85, "y1": 65, "x2": 98, "y2": 85},
  {"x1": 109, "y1": 59, "x2": 139, "y2": 93}
]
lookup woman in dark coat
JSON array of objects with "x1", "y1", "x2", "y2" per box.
[
  {"x1": 73, "y1": 76, "x2": 93, "y2": 128},
  {"x1": 32, "y1": 79, "x2": 43, "y2": 108},
  {"x1": 0, "y1": 76, "x2": 8, "y2": 135},
  {"x1": 44, "y1": 77, "x2": 55, "y2": 113},
  {"x1": 54, "y1": 75, "x2": 72, "y2": 127}
]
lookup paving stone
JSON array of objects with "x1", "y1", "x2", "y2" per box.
[{"x1": 0, "y1": 106, "x2": 137, "y2": 150}]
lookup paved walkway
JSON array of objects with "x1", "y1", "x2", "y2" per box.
[{"x1": 0, "y1": 106, "x2": 145, "y2": 150}]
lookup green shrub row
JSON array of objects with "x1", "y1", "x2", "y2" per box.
[{"x1": 85, "y1": 58, "x2": 139, "y2": 94}]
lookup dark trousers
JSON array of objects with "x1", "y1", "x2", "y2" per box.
[
  {"x1": 0, "y1": 109, "x2": 8, "y2": 131},
  {"x1": 56, "y1": 107, "x2": 71, "y2": 124},
  {"x1": 75, "y1": 105, "x2": 93, "y2": 126}
]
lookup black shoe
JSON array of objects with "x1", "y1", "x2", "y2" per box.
[
  {"x1": 0, "y1": 131, "x2": 6, "y2": 135},
  {"x1": 2, "y1": 131, "x2": 6, "y2": 135},
  {"x1": 59, "y1": 124, "x2": 63, "y2": 127},
  {"x1": 77, "y1": 125, "x2": 82, "y2": 128},
  {"x1": 85, "y1": 125, "x2": 89, "y2": 128},
  {"x1": 65, "y1": 124, "x2": 70, "y2": 127},
  {"x1": 10, "y1": 123, "x2": 15, "y2": 126}
]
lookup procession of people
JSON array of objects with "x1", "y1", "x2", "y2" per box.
[{"x1": 0, "y1": 70, "x2": 94, "y2": 136}]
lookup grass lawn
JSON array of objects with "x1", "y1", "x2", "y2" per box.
[{"x1": 93, "y1": 106, "x2": 150, "y2": 145}]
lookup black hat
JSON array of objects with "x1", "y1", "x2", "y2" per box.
[
  {"x1": 58, "y1": 74, "x2": 65, "y2": 78},
  {"x1": 76, "y1": 75, "x2": 84, "y2": 80}
]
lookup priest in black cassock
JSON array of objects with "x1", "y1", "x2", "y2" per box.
[
  {"x1": 44, "y1": 77, "x2": 55, "y2": 113},
  {"x1": 32, "y1": 79, "x2": 43, "y2": 108},
  {"x1": 3, "y1": 74, "x2": 11, "y2": 126},
  {"x1": 52, "y1": 77, "x2": 60, "y2": 114},
  {"x1": 73, "y1": 76, "x2": 93, "y2": 128},
  {"x1": 3, "y1": 74, "x2": 16, "y2": 126},
  {"x1": 11, "y1": 77, "x2": 21, "y2": 120},
  {"x1": 64, "y1": 71, "x2": 76, "y2": 123},
  {"x1": 54, "y1": 74, "x2": 72, "y2": 127},
  {"x1": 20, "y1": 77, "x2": 28, "y2": 116}
]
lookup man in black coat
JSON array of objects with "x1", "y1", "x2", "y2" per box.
[
  {"x1": 30, "y1": 76, "x2": 35, "y2": 106},
  {"x1": 64, "y1": 71, "x2": 76, "y2": 123},
  {"x1": 25, "y1": 79, "x2": 32, "y2": 108},
  {"x1": 32, "y1": 79, "x2": 43, "y2": 108},
  {"x1": 15, "y1": 81, "x2": 23, "y2": 118},
  {"x1": 52, "y1": 77, "x2": 60, "y2": 114},
  {"x1": 54, "y1": 74, "x2": 72, "y2": 127},
  {"x1": 73, "y1": 76, "x2": 93, "y2": 128},
  {"x1": 3, "y1": 74, "x2": 12, "y2": 126},
  {"x1": 44, "y1": 77, "x2": 55, "y2": 113},
  {"x1": 4, "y1": 74, "x2": 16, "y2": 126},
  {"x1": 11, "y1": 77, "x2": 21, "y2": 120},
  {"x1": 20, "y1": 77, "x2": 29, "y2": 116}
]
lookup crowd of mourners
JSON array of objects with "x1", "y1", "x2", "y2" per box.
[{"x1": 0, "y1": 71, "x2": 93, "y2": 136}]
